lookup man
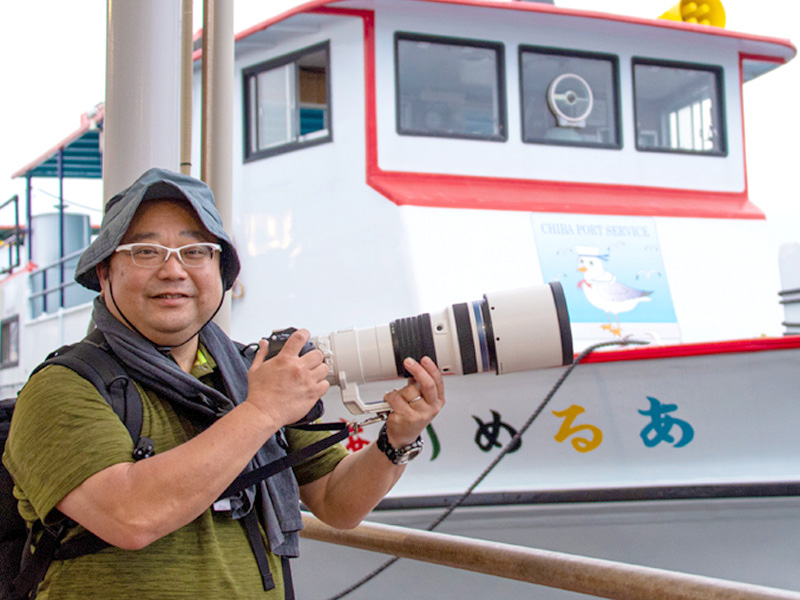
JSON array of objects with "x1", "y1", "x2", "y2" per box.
[{"x1": 3, "y1": 168, "x2": 445, "y2": 599}]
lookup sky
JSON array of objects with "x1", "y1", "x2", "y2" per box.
[{"x1": 0, "y1": 0, "x2": 797, "y2": 235}]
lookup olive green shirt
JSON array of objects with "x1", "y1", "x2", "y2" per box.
[{"x1": 3, "y1": 354, "x2": 348, "y2": 600}]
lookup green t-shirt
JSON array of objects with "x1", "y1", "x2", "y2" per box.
[{"x1": 3, "y1": 354, "x2": 348, "y2": 600}]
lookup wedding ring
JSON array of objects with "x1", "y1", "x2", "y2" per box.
[{"x1": 407, "y1": 395, "x2": 423, "y2": 404}]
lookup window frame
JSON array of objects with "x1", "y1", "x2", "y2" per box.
[
  {"x1": 1, "y1": 315, "x2": 19, "y2": 369},
  {"x1": 631, "y1": 57, "x2": 727, "y2": 157},
  {"x1": 518, "y1": 45, "x2": 622, "y2": 150},
  {"x1": 242, "y1": 41, "x2": 333, "y2": 162},
  {"x1": 394, "y1": 32, "x2": 508, "y2": 142}
]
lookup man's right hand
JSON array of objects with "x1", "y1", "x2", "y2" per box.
[{"x1": 245, "y1": 329, "x2": 330, "y2": 427}]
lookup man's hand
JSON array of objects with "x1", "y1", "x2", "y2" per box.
[
  {"x1": 299, "y1": 355, "x2": 444, "y2": 528},
  {"x1": 245, "y1": 329, "x2": 330, "y2": 427},
  {"x1": 381, "y1": 356, "x2": 446, "y2": 448}
]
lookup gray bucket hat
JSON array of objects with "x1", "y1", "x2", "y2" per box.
[{"x1": 75, "y1": 168, "x2": 240, "y2": 291}]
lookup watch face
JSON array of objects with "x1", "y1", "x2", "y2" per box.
[{"x1": 395, "y1": 444, "x2": 423, "y2": 464}]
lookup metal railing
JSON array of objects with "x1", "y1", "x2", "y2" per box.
[
  {"x1": 28, "y1": 247, "x2": 95, "y2": 318},
  {"x1": 300, "y1": 514, "x2": 800, "y2": 600},
  {"x1": 0, "y1": 195, "x2": 22, "y2": 275},
  {"x1": 778, "y1": 286, "x2": 800, "y2": 335}
]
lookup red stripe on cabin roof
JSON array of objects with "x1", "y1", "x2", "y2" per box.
[
  {"x1": 423, "y1": 0, "x2": 796, "y2": 58},
  {"x1": 224, "y1": 0, "x2": 796, "y2": 63}
]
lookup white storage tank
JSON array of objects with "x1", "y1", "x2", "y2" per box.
[{"x1": 30, "y1": 212, "x2": 91, "y2": 268}]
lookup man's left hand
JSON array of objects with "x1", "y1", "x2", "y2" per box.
[{"x1": 381, "y1": 356, "x2": 445, "y2": 448}]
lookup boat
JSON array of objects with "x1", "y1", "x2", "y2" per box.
[{"x1": 2, "y1": 1, "x2": 799, "y2": 597}]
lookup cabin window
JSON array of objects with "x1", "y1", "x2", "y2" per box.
[
  {"x1": 243, "y1": 42, "x2": 331, "y2": 161},
  {"x1": 633, "y1": 59, "x2": 726, "y2": 155},
  {"x1": 0, "y1": 315, "x2": 19, "y2": 369},
  {"x1": 519, "y1": 47, "x2": 620, "y2": 149},
  {"x1": 395, "y1": 33, "x2": 506, "y2": 141}
]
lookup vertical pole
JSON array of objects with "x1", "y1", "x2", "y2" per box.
[
  {"x1": 201, "y1": 0, "x2": 234, "y2": 334},
  {"x1": 12, "y1": 195, "x2": 20, "y2": 269},
  {"x1": 103, "y1": 0, "x2": 181, "y2": 203},
  {"x1": 25, "y1": 176, "x2": 32, "y2": 262},
  {"x1": 180, "y1": 0, "x2": 194, "y2": 176},
  {"x1": 58, "y1": 148, "x2": 65, "y2": 309},
  {"x1": 25, "y1": 176, "x2": 38, "y2": 317}
]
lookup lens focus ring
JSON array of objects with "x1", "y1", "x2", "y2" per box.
[{"x1": 390, "y1": 313, "x2": 437, "y2": 377}]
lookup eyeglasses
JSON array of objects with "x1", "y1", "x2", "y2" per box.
[{"x1": 115, "y1": 242, "x2": 222, "y2": 268}]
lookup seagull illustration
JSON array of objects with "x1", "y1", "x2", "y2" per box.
[{"x1": 576, "y1": 246, "x2": 652, "y2": 336}]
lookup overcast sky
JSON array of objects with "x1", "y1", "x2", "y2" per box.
[{"x1": 0, "y1": 0, "x2": 797, "y2": 231}]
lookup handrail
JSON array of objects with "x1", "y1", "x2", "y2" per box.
[
  {"x1": 300, "y1": 514, "x2": 800, "y2": 600},
  {"x1": 27, "y1": 247, "x2": 85, "y2": 278},
  {"x1": 0, "y1": 195, "x2": 21, "y2": 274},
  {"x1": 26, "y1": 246, "x2": 92, "y2": 316},
  {"x1": 28, "y1": 279, "x2": 79, "y2": 300},
  {"x1": 28, "y1": 247, "x2": 85, "y2": 305}
]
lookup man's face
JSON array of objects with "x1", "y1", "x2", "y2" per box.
[{"x1": 97, "y1": 198, "x2": 223, "y2": 346}]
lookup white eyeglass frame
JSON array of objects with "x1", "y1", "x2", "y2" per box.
[{"x1": 115, "y1": 242, "x2": 222, "y2": 268}]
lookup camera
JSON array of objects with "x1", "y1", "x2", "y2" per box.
[
  {"x1": 249, "y1": 327, "x2": 325, "y2": 424},
  {"x1": 307, "y1": 282, "x2": 573, "y2": 414}
]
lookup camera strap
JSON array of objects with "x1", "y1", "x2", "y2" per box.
[{"x1": 218, "y1": 421, "x2": 352, "y2": 499}]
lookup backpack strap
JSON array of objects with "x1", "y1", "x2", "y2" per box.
[
  {"x1": 242, "y1": 510, "x2": 275, "y2": 591},
  {"x1": 37, "y1": 329, "x2": 154, "y2": 461},
  {"x1": 9, "y1": 332, "x2": 154, "y2": 600},
  {"x1": 5, "y1": 523, "x2": 67, "y2": 600}
]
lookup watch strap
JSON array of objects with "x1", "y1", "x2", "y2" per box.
[{"x1": 376, "y1": 424, "x2": 423, "y2": 465}]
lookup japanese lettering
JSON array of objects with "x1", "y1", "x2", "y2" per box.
[
  {"x1": 552, "y1": 405, "x2": 603, "y2": 452},
  {"x1": 473, "y1": 410, "x2": 521, "y2": 453},
  {"x1": 638, "y1": 396, "x2": 694, "y2": 448}
]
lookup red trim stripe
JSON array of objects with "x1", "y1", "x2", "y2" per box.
[
  {"x1": 230, "y1": 0, "x2": 796, "y2": 60},
  {"x1": 366, "y1": 170, "x2": 764, "y2": 219},
  {"x1": 581, "y1": 335, "x2": 800, "y2": 364}
]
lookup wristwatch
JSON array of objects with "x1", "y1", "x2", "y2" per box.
[{"x1": 376, "y1": 424, "x2": 423, "y2": 465}]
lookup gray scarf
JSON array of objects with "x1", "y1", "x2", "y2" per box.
[{"x1": 91, "y1": 297, "x2": 302, "y2": 557}]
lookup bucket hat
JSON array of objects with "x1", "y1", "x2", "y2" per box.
[{"x1": 75, "y1": 168, "x2": 240, "y2": 291}]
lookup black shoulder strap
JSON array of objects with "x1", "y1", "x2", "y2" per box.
[
  {"x1": 5, "y1": 523, "x2": 67, "y2": 600},
  {"x1": 37, "y1": 330, "x2": 153, "y2": 460},
  {"x1": 8, "y1": 332, "x2": 156, "y2": 600},
  {"x1": 218, "y1": 421, "x2": 350, "y2": 500},
  {"x1": 38, "y1": 329, "x2": 144, "y2": 445}
]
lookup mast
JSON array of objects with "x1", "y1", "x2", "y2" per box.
[
  {"x1": 103, "y1": 0, "x2": 182, "y2": 201},
  {"x1": 201, "y1": 0, "x2": 234, "y2": 333}
]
